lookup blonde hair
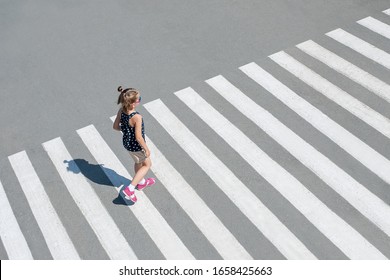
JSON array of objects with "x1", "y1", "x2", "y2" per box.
[{"x1": 117, "y1": 86, "x2": 140, "y2": 112}]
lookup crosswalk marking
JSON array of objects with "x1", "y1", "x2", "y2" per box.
[
  {"x1": 8, "y1": 151, "x2": 80, "y2": 260},
  {"x1": 241, "y1": 62, "x2": 390, "y2": 187},
  {"x1": 357, "y1": 16, "x2": 390, "y2": 39},
  {"x1": 144, "y1": 99, "x2": 317, "y2": 260},
  {"x1": 42, "y1": 137, "x2": 137, "y2": 260},
  {"x1": 384, "y1": 9, "x2": 390, "y2": 16},
  {"x1": 0, "y1": 179, "x2": 33, "y2": 260},
  {"x1": 297, "y1": 40, "x2": 390, "y2": 105},
  {"x1": 178, "y1": 85, "x2": 387, "y2": 260},
  {"x1": 269, "y1": 51, "x2": 390, "y2": 140},
  {"x1": 223, "y1": 68, "x2": 390, "y2": 240},
  {"x1": 77, "y1": 125, "x2": 195, "y2": 260},
  {"x1": 146, "y1": 136, "x2": 251, "y2": 259},
  {"x1": 326, "y1": 28, "x2": 390, "y2": 69}
]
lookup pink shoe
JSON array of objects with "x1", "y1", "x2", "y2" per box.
[
  {"x1": 122, "y1": 187, "x2": 137, "y2": 203},
  {"x1": 137, "y1": 178, "x2": 156, "y2": 191}
]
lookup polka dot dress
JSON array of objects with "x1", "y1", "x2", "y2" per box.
[{"x1": 120, "y1": 111, "x2": 145, "y2": 152}]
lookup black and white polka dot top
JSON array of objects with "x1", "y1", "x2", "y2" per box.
[{"x1": 120, "y1": 111, "x2": 145, "y2": 152}]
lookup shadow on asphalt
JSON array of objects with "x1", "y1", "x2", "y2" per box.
[{"x1": 64, "y1": 159, "x2": 134, "y2": 206}]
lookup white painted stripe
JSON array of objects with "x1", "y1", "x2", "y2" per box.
[
  {"x1": 77, "y1": 125, "x2": 194, "y2": 260},
  {"x1": 297, "y1": 40, "x2": 390, "y2": 104},
  {"x1": 384, "y1": 9, "x2": 390, "y2": 16},
  {"x1": 270, "y1": 51, "x2": 390, "y2": 139},
  {"x1": 326, "y1": 28, "x2": 390, "y2": 69},
  {"x1": 0, "y1": 179, "x2": 33, "y2": 260},
  {"x1": 357, "y1": 17, "x2": 390, "y2": 39},
  {"x1": 237, "y1": 65, "x2": 390, "y2": 239},
  {"x1": 145, "y1": 99, "x2": 316, "y2": 260},
  {"x1": 146, "y1": 136, "x2": 251, "y2": 259},
  {"x1": 8, "y1": 151, "x2": 80, "y2": 260},
  {"x1": 179, "y1": 86, "x2": 386, "y2": 260},
  {"x1": 42, "y1": 137, "x2": 137, "y2": 260}
]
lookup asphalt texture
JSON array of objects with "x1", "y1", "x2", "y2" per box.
[{"x1": 1, "y1": 0, "x2": 389, "y2": 158}]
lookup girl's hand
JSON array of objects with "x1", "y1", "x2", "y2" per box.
[
  {"x1": 113, "y1": 109, "x2": 122, "y2": 131},
  {"x1": 144, "y1": 149, "x2": 151, "y2": 158}
]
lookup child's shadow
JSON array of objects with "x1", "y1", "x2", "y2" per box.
[{"x1": 64, "y1": 159, "x2": 134, "y2": 206}]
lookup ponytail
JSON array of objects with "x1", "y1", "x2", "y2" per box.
[{"x1": 117, "y1": 86, "x2": 124, "y2": 104}]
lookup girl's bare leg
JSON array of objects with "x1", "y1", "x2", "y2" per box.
[{"x1": 131, "y1": 158, "x2": 151, "y2": 186}]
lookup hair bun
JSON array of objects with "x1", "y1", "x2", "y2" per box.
[{"x1": 117, "y1": 86, "x2": 123, "y2": 93}]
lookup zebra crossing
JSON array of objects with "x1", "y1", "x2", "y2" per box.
[
  {"x1": 1, "y1": 9, "x2": 390, "y2": 260},
  {"x1": 8, "y1": 151, "x2": 80, "y2": 260},
  {"x1": 145, "y1": 98, "x2": 317, "y2": 260}
]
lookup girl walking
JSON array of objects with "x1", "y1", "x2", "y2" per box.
[{"x1": 113, "y1": 86, "x2": 156, "y2": 203}]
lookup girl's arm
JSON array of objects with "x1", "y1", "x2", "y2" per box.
[
  {"x1": 113, "y1": 109, "x2": 121, "y2": 131},
  {"x1": 134, "y1": 115, "x2": 150, "y2": 157}
]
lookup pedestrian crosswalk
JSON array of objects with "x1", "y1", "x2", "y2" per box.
[
  {"x1": 238, "y1": 63, "x2": 390, "y2": 236},
  {"x1": 198, "y1": 79, "x2": 386, "y2": 260},
  {"x1": 43, "y1": 137, "x2": 137, "y2": 260},
  {"x1": 1, "y1": 8, "x2": 390, "y2": 260},
  {"x1": 8, "y1": 151, "x2": 80, "y2": 260},
  {"x1": 144, "y1": 97, "x2": 316, "y2": 260}
]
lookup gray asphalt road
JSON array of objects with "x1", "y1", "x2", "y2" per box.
[
  {"x1": 1, "y1": 0, "x2": 389, "y2": 158},
  {"x1": 1, "y1": 1, "x2": 390, "y2": 260}
]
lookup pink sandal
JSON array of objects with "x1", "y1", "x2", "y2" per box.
[
  {"x1": 122, "y1": 187, "x2": 137, "y2": 203},
  {"x1": 137, "y1": 178, "x2": 156, "y2": 191}
]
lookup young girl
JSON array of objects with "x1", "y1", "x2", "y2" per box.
[{"x1": 113, "y1": 86, "x2": 156, "y2": 203}]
